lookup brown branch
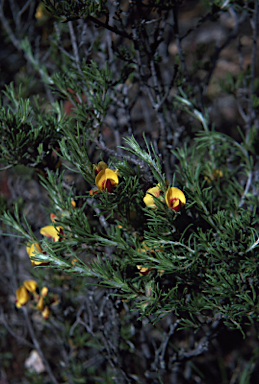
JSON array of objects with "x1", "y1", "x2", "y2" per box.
[{"x1": 87, "y1": 15, "x2": 133, "y2": 40}]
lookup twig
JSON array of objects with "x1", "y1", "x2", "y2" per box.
[
  {"x1": 203, "y1": 7, "x2": 240, "y2": 96},
  {"x1": 0, "y1": 0, "x2": 53, "y2": 87},
  {"x1": 2, "y1": 232, "x2": 58, "y2": 384},
  {"x1": 95, "y1": 136, "x2": 150, "y2": 170},
  {"x1": 22, "y1": 306, "x2": 59, "y2": 384},
  {"x1": 246, "y1": 0, "x2": 259, "y2": 142},
  {"x1": 155, "y1": 319, "x2": 180, "y2": 370},
  {"x1": 246, "y1": 238, "x2": 259, "y2": 253},
  {"x1": 238, "y1": 170, "x2": 252, "y2": 207},
  {"x1": 0, "y1": 308, "x2": 34, "y2": 348},
  {"x1": 68, "y1": 20, "x2": 83, "y2": 77},
  {"x1": 88, "y1": 15, "x2": 133, "y2": 40},
  {"x1": 172, "y1": 6, "x2": 187, "y2": 78}
]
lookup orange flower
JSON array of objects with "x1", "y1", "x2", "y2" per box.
[
  {"x1": 40, "y1": 225, "x2": 63, "y2": 242},
  {"x1": 89, "y1": 187, "x2": 99, "y2": 195},
  {"x1": 95, "y1": 168, "x2": 119, "y2": 192},
  {"x1": 16, "y1": 285, "x2": 30, "y2": 308},
  {"x1": 50, "y1": 213, "x2": 57, "y2": 222},
  {"x1": 143, "y1": 186, "x2": 164, "y2": 208},
  {"x1": 165, "y1": 187, "x2": 186, "y2": 212}
]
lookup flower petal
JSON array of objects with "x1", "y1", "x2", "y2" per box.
[
  {"x1": 95, "y1": 168, "x2": 119, "y2": 191},
  {"x1": 16, "y1": 285, "x2": 30, "y2": 308},
  {"x1": 41, "y1": 287, "x2": 48, "y2": 296},
  {"x1": 42, "y1": 306, "x2": 50, "y2": 320},
  {"x1": 23, "y1": 280, "x2": 38, "y2": 293},
  {"x1": 37, "y1": 296, "x2": 44, "y2": 311},
  {"x1": 40, "y1": 225, "x2": 63, "y2": 242},
  {"x1": 143, "y1": 186, "x2": 163, "y2": 208},
  {"x1": 26, "y1": 242, "x2": 47, "y2": 266},
  {"x1": 93, "y1": 161, "x2": 107, "y2": 175},
  {"x1": 165, "y1": 187, "x2": 186, "y2": 211}
]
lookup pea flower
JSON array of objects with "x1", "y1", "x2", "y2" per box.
[
  {"x1": 137, "y1": 265, "x2": 152, "y2": 275},
  {"x1": 165, "y1": 187, "x2": 186, "y2": 212},
  {"x1": 95, "y1": 168, "x2": 119, "y2": 192},
  {"x1": 26, "y1": 242, "x2": 48, "y2": 266},
  {"x1": 93, "y1": 161, "x2": 107, "y2": 175},
  {"x1": 143, "y1": 186, "x2": 164, "y2": 208},
  {"x1": 23, "y1": 280, "x2": 38, "y2": 294},
  {"x1": 40, "y1": 225, "x2": 63, "y2": 242},
  {"x1": 15, "y1": 285, "x2": 30, "y2": 308}
]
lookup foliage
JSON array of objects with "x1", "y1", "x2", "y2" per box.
[{"x1": 0, "y1": 0, "x2": 259, "y2": 383}]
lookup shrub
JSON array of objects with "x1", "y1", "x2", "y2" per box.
[{"x1": 0, "y1": 0, "x2": 259, "y2": 383}]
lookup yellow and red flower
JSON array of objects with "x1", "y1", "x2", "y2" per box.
[
  {"x1": 95, "y1": 168, "x2": 119, "y2": 192},
  {"x1": 143, "y1": 186, "x2": 164, "y2": 208},
  {"x1": 40, "y1": 225, "x2": 63, "y2": 242},
  {"x1": 165, "y1": 187, "x2": 186, "y2": 212}
]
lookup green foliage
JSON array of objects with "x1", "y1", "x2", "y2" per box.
[
  {"x1": 0, "y1": 84, "x2": 62, "y2": 170},
  {"x1": 43, "y1": 0, "x2": 107, "y2": 20},
  {"x1": 1, "y1": 0, "x2": 259, "y2": 382}
]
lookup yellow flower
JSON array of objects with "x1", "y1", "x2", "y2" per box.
[
  {"x1": 95, "y1": 168, "x2": 119, "y2": 192},
  {"x1": 143, "y1": 186, "x2": 164, "y2": 208},
  {"x1": 137, "y1": 265, "x2": 152, "y2": 275},
  {"x1": 37, "y1": 296, "x2": 44, "y2": 311},
  {"x1": 23, "y1": 280, "x2": 38, "y2": 294},
  {"x1": 16, "y1": 285, "x2": 30, "y2": 308},
  {"x1": 42, "y1": 306, "x2": 50, "y2": 320},
  {"x1": 93, "y1": 161, "x2": 107, "y2": 175},
  {"x1": 41, "y1": 287, "x2": 48, "y2": 297},
  {"x1": 165, "y1": 187, "x2": 186, "y2": 212},
  {"x1": 35, "y1": 3, "x2": 46, "y2": 20},
  {"x1": 40, "y1": 225, "x2": 63, "y2": 242},
  {"x1": 26, "y1": 242, "x2": 47, "y2": 266}
]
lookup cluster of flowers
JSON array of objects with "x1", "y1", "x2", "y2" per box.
[
  {"x1": 89, "y1": 162, "x2": 187, "y2": 279},
  {"x1": 90, "y1": 161, "x2": 186, "y2": 212},
  {"x1": 143, "y1": 185, "x2": 186, "y2": 211},
  {"x1": 15, "y1": 280, "x2": 58, "y2": 319},
  {"x1": 27, "y1": 161, "x2": 186, "y2": 281}
]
